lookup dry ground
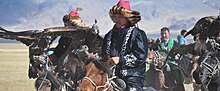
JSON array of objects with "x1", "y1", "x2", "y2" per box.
[
  {"x1": 0, "y1": 43, "x2": 35, "y2": 91},
  {"x1": 0, "y1": 43, "x2": 199, "y2": 91}
]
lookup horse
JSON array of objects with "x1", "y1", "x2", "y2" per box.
[
  {"x1": 146, "y1": 38, "x2": 175, "y2": 90},
  {"x1": 77, "y1": 59, "x2": 115, "y2": 91},
  {"x1": 146, "y1": 39, "x2": 195, "y2": 91},
  {"x1": 184, "y1": 15, "x2": 220, "y2": 90},
  {"x1": 146, "y1": 51, "x2": 165, "y2": 90}
]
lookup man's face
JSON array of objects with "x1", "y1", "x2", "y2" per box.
[
  {"x1": 64, "y1": 21, "x2": 72, "y2": 26},
  {"x1": 112, "y1": 14, "x2": 128, "y2": 28},
  {"x1": 216, "y1": 32, "x2": 220, "y2": 41},
  {"x1": 183, "y1": 32, "x2": 187, "y2": 36},
  {"x1": 161, "y1": 30, "x2": 170, "y2": 41}
]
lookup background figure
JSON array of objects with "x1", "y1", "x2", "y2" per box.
[
  {"x1": 102, "y1": 0, "x2": 148, "y2": 91},
  {"x1": 153, "y1": 27, "x2": 179, "y2": 53},
  {"x1": 51, "y1": 10, "x2": 85, "y2": 65},
  {"x1": 153, "y1": 27, "x2": 185, "y2": 91},
  {"x1": 215, "y1": 32, "x2": 220, "y2": 44},
  {"x1": 177, "y1": 30, "x2": 188, "y2": 45},
  {"x1": 91, "y1": 19, "x2": 99, "y2": 34}
]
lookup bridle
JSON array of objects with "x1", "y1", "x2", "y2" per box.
[
  {"x1": 206, "y1": 38, "x2": 220, "y2": 51},
  {"x1": 37, "y1": 73, "x2": 50, "y2": 91},
  {"x1": 148, "y1": 51, "x2": 167, "y2": 70},
  {"x1": 200, "y1": 52, "x2": 220, "y2": 90},
  {"x1": 80, "y1": 65, "x2": 120, "y2": 91},
  {"x1": 82, "y1": 74, "x2": 113, "y2": 91}
]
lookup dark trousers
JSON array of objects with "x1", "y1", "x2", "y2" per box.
[{"x1": 123, "y1": 76, "x2": 145, "y2": 91}]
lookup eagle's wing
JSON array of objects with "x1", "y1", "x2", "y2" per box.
[
  {"x1": 0, "y1": 26, "x2": 103, "y2": 53},
  {"x1": 0, "y1": 27, "x2": 39, "y2": 46},
  {"x1": 38, "y1": 26, "x2": 90, "y2": 37},
  {"x1": 0, "y1": 26, "x2": 89, "y2": 45}
]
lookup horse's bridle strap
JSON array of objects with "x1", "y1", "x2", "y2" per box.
[{"x1": 83, "y1": 75, "x2": 111, "y2": 91}]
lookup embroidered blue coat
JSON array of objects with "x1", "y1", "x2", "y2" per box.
[{"x1": 102, "y1": 26, "x2": 148, "y2": 78}]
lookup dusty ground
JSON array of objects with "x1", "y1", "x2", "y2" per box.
[
  {"x1": 0, "y1": 43, "x2": 200, "y2": 91},
  {"x1": 0, "y1": 43, "x2": 35, "y2": 91}
]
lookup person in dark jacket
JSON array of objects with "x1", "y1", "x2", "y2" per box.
[
  {"x1": 51, "y1": 10, "x2": 85, "y2": 65},
  {"x1": 101, "y1": 0, "x2": 148, "y2": 90}
]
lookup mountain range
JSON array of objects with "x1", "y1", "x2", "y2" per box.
[{"x1": 0, "y1": 0, "x2": 219, "y2": 42}]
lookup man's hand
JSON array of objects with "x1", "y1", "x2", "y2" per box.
[
  {"x1": 174, "y1": 53, "x2": 181, "y2": 60},
  {"x1": 88, "y1": 53, "x2": 95, "y2": 59},
  {"x1": 109, "y1": 56, "x2": 120, "y2": 65}
]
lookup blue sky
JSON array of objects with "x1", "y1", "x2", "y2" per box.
[{"x1": 0, "y1": 0, "x2": 219, "y2": 36}]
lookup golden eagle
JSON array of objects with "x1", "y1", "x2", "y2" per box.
[
  {"x1": 184, "y1": 16, "x2": 216, "y2": 41},
  {"x1": 0, "y1": 26, "x2": 103, "y2": 79},
  {"x1": 0, "y1": 26, "x2": 103, "y2": 54}
]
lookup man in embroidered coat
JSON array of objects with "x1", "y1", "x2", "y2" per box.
[{"x1": 101, "y1": 0, "x2": 148, "y2": 91}]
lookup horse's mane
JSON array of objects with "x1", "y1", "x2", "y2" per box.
[{"x1": 92, "y1": 60, "x2": 112, "y2": 75}]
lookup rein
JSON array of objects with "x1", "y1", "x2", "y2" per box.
[{"x1": 37, "y1": 73, "x2": 49, "y2": 91}]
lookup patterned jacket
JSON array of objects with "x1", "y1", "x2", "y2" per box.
[{"x1": 102, "y1": 26, "x2": 148, "y2": 78}]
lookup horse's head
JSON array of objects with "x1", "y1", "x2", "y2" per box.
[
  {"x1": 35, "y1": 71, "x2": 62, "y2": 91},
  {"x1": 199, "y1": 52, "x2": 220, "y2": 89},
  {"x1": 147, "y1": 49, "x2": 167, "y2": 69},
  {"x1": 148, "y1": 38, "x2": 160, "y2": 50},
  {"x1": 35, "y1": 74, "x2": 51, "y2": 91},
  {"x1": 77, "y1": 60, "x2": 112, "y2": 91},
  {"x1": 147, "y1": 49, "x2": 155, "y2": 63}
]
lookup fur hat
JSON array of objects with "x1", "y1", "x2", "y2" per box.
[
  {"x1": 109, "y1": 0, "x2": 141, "y2": 25},
  {"x1": 67, "y1": 10, "x2": 85, "y2": 27}
]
